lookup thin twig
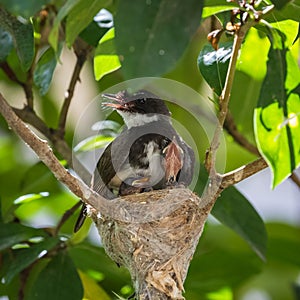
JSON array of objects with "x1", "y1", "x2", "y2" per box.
[
  {"x1": 205, "y1": 22, "x2": 253, "y2": 174},
  {"x1": 224, "y1": 110, "x2": 260, "y2": 156},
  {"x1": 58, "y1": 48, "x2": 90, "y2": 137},
  {"x1": 54, "y1": 200, "x2": 82, "y2": 235}
]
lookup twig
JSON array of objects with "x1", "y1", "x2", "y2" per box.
[
  {"x1": 0, "y1": 92, "x2": 104, "y2": 212},
  {"x1": 224, "y1": 110, "x2": 260, "y2": 156},
  {"x1": 205, "y1": 22, "x2": 253, "y2": 174},
  {"x1": 54, "y1": 200, "x2": 82, "y2": 235},
  {"x1": 0, "y1": 62, "x2": 24, "y2": 86},
  {"x1": 58, "y1": 46, "x2": 90, "y2": 137},
  {"x1": 221, "y1": 157, "x2": 268, "y2": 189}
]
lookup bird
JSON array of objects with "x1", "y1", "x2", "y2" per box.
[{"x1": 74, "y1": 90, "x2": 195, "y2": 232}]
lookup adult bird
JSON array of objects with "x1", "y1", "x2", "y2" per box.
[{"x1": 74, "y1": 90, "x2": 194, "y2": 231}]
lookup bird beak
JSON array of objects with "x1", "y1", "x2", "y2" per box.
[{"x1": 102, "y1": 93, "x2": 126, "y2": 110}]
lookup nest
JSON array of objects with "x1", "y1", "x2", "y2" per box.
[{"x1": 91, "y1": 188, "x2": 209, "y2": 300}]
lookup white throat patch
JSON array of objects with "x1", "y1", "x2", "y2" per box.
[{"x1": 119, "y1": 112, "x2": 159, "y2": 129}]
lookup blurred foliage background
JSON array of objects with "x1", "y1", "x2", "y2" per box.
[{"x1": 0, "y1": 0, "x2": 300, "y2": 299}]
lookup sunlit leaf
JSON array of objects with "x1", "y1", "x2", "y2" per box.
[
  {"x1": 94, "y1": 27, "x2": 121, "y2": 81},
  {"x1": 78, "y1": 270, "x2": 110, "y2": 300},
  {"x1": 202, "y1": 5, "x2": 236, "y2": 19},
  {"x1": 254, "y1": 28, "x2": 300, "y2": 187},
  {"x1": 115, "y1": 0, "x2": 203, "y2": 79},
  {"x1": 3, "y1": 237, "x2": 59, "y2": 284},
  {"x1": 34, "y1": 45, "x2": 62, "y2": 95},
  {"x1": 28, "y1": 251, "x2": 83, "y2": 300},
  {"x1": 198, "y1": 42, "x2": 233, "y2": 96},
  {"x1": 212, "y1": 187, "x2": 267, "y2": 261},
  {"x1": 237, "y1": 28, "x2": 269, "y2": 80},
  {"x1": 66, "y1": 0, "x2": 111, "y2": 47},
  {"x1": 0, "y1": 223, "x2": 47, "y2": 251}
]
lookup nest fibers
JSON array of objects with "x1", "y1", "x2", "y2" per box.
[{"x1": 91, "y1": 188, "x2": 210, "y2": 299}]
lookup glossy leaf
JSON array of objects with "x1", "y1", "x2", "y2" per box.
[
  {"x1": 198, "y1": 42, "x2": 233, "y2": 95},
  {"x1": 28, "y1": 251, "x2": 83, "y2": 300},
  {"x1": 0, "y1": 27, "x2": 13, "y2": 61},
  {"x1": 14, "y1": 192, "x2": 49, "y2": 205},
  {"x1": 3, "y1": 237, "x2": 59, "y2": 284},
  {"x1": 66, "y1": 0, "x2": 111, "y2": 47},
  {"x1": 34, "y1": 45, "x2": 62, "y2": 95},
  {"x1": 254, "y1": 29, "x2": 300, "y2": 187},
  {"x1": 0, "y1": 223, "x2": 47, "y2": 251},
  {"x1": 115, "y1": 0, "x2": 203, "y2": 79},
  {"x1": 212, "y1": 186, "x2": 267, "y2": 260},
  {"x1": 94, "y1": 28, "x2": 121, "y2": 81},
  {"x1": 0, "y1": 8, "x2": 34, "y2": 71}
]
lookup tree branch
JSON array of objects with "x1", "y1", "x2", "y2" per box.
[
  {"x1": 0, "y1": 92, "x2": 104, "y2": 212},
  {"x1": 221, "y1": 157, "x2": 268, "y2": 189},
  {"x1": 13, "y1": 105, "x2": 91, "y2": 183}
]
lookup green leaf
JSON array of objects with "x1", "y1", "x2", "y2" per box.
[
  {"x1": 202, "y1": 2, "x2": 237, "y2": 19},
  {"x1": 74, "y1": 135, "x2": 114, "y2": 152},
  {"x1": 94, "y1": 27, "x2": 121, "y2": 81},
  {"x1": 0, "y1": 8, "x2": 34, "y2": 71},
  {"x1": 69, "y1": 243, "x2": 131, "y2": 291},
  {"x1": 0, "y1": 0, "x2": 50, "y2": 19},
  {"x1": 212, "y1": 186, "x2": 268, "y2": 261},
  {"x1": 0, "y1": 27, "x2": 13, "y2": 61},
  {"x1": 269, "y1": 0, "x2": 300, "y2": 22},
  {"x1": 79, "y1": 21, "x2": 107, "y2": 47},
  {"x1": 34, "y1": 45, "x2": 62, "y2": 95},
  {"x1": 198, "y1": 42, "x2": 233, "y2": 96},
  {"x1": 66, "y1": 0, "x2": 111, "y2": 47},
  {"x1": 0, "y1": 223, "x2": 47, "y2": 251},
  {"x1": 254, "y1": 30, "x2": 300, "y2": 187},
  {"x1": 186, "y1": 240, "x2": 262, "y2": 295},
  {"x1": 3, "y1": 237, "x2": 59, "y2": 284},
  {"x1": 115, "y1": 0, "x2": 203, "y2": 79},
  {"x1": 28, "y1": 251, "x2": 83, "y2": 300},
  {"x1": 48, "y1": 0, "x2": 81, "y2": 51}
]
